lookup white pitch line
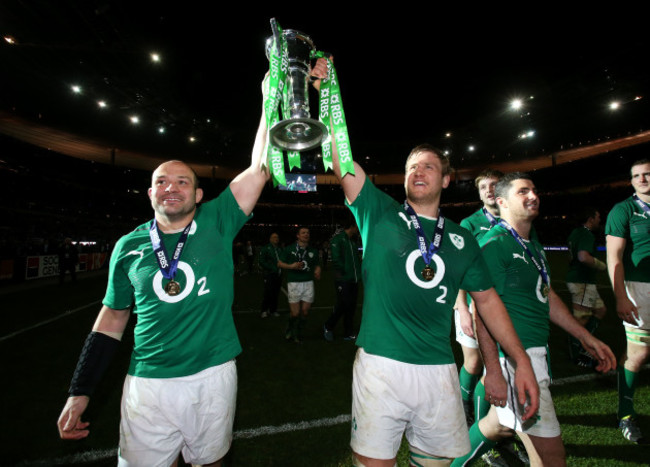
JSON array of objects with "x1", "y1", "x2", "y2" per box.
[
  {"x1": 0, "y1": 300, "x2": 102, "y2": 343},
  {"x1": 20, "y1": 366, "x2": 650, "y2": 466}
]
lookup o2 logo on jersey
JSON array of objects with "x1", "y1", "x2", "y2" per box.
[
  {"x1": 535, "y1": 275, "x2": 549, "y2": 304},
  {"x1": 152, "y1": 261, "x2": 211, "y2": 303},
  {"x1": 405, "y1": 250, "x2": 448, "y2": 302}
]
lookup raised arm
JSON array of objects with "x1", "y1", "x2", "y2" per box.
[
  {"x1": 57, "y1": 305, "x2": 130, "y2": 440},
  {"x1": 230, "y1": 79, "x2": 271, "y2": 216},
  {"x1": 311, "y1": 57, "x2": 366, "y2": 204}
]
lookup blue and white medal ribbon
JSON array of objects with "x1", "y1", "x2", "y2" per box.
[
  {"x1": 403, "y1": 201, "x2": 445, "y2": 281},
  {"x1": 149, "y1": 220, "x2": 192, "y2": 296},
  {"x1": 498, "y1": 219, "x2": 549, "y2": 297},
  {"x1": 633, "y1": 194, "x2": 650, "y2": 216},
  {"x1": 482, "y1": 207, "x2": 499, "y2": 227}
]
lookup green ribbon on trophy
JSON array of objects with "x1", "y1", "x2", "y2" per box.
[
  {"x1": 264, "y1": 23, "x2": 289, "y2": 187},
  {"x1": 312, "y1": 51, "x2": 355, "y2": 177},
  {"x1": 264, "y1": 21, "x2": 355, "y2": 187}
]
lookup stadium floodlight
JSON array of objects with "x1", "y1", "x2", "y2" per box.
[
  {"x1": 609, "y1": 101, "x2": 620, "y2": 110},
  {"x1": 510, "y1": 99, "x2": 523, "y2": 111},
  {"x1": 130, "y1": 115, "x2": 139, "y2": 124},
  {"x1": 150, "y1": 52, "x2": 161, "y2": 63},
  {"x1": 71, "y1": 85, "x2": 82, "y2": 94}
]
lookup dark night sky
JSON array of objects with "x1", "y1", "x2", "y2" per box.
[{"x1": 1, "y1": 2, "x2": 649, "y2": 174}]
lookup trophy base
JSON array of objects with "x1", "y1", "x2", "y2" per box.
[{"x1": 269, "y1": 118, "x2": 328, "y2": 151}]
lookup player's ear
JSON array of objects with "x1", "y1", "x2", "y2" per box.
[
  {"x1": 441, "y1": 174, "x2": 451, "y2": 189},
  {"x1": 195, "y1": 188, "x2": 204, "y2": 203}
]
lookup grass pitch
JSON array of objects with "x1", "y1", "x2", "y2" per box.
[{"x1": 1, "y1": 251, "x2": 648, "y2": 466}]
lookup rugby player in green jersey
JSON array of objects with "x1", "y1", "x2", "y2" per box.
[
  {"x1": 606, "y1": 158, "x2": 650, "y2": 444},
  {"x1": 312, "y1": 57, "x2": 539, "y2": 467},
  {"x1": 453, "y1": 172, "x2": 616, "y2": 467},
  {"x1": 57, "y1": 81, "x2": 271, "y2": 466},
  {"x1": 565, "y1": 206, "x2": 607, "y2": 367},
  {"x1": 454, "y1": 170, "x2": 503, "y2": 426}
]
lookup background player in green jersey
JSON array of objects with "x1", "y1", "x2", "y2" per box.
[
  {"x1": 606, "y1": 158, "x2": 650, "y2": 444},
  {"x1": 259, "y1": 232, "x2": 282, "y2": 318},
  {"x1": 312, "y1": 56, "x2": 539, "y2": 467},
  {"x1": 453, "y1": 172, "x2": 616, "y2": 467},
  {"x1": 454, "y1": 170, "x2": 503, "y2": 425},
  {"x1": 565, "y1": 206, "x2": 608, "y2": 367},
  {"x1": 279, "y1": 226, "x2": 322, "y2": 343},
  {"x1": 57, "y1": 79, "x2": 271, "y2": 466},
  {"x1": 456, "y1": 170, "x2": 529, "y2": 465},
  {"x1": 323, "y1": 220, "x2": 362, "y2": 341}
]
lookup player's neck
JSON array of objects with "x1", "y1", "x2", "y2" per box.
[
  {"x1": 155, "y1": 212, "x2": 195, "y2": 233},
  {"x1": 636, "y1": 191, "x2": 650, "y2": 204},
  {"x1": 483, "y1": 204, "x2": 499, "y2": 217},
  {"x1": 409, "y1": 198, "x2": 440, "y2": 218},
  {"x1": 297, "y1": 240, "x2": 308, "y2": 248},
  {"x1": 503, "y1": 216, "x2": 532, "y2": 239}
]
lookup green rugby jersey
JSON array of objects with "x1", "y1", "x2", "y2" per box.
[
  {"x1": 480, "y1": 225, "x2": 550, "y2": 350},
  {"x1": 566, "y1": 226, "x2": 598, "y2": 284},
  {"x1": 103, "y1": 187, "x2": 250, "y2": 378},
  {"x1": 605, "y1": 196, "x2": 650, "y2": 282},
  {"x1": 281, "y1": 242, "x2": 320, "y2": 282},
  {"x1": 460, "y1": 208, "x2": 499, "y2": 242},
  {"x1": 347, "y1": 178, "x2": 493, "y2": 365}
]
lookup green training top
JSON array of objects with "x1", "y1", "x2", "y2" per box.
[
  {"x1": 281, "y1": 242, "x2": 320, "y2": 282},
  {"x1": 566, "y1": 226, "x2": 598, "y2": 284},
  {"x1": 480, "y1": 225, "x2": 550, "y2": 350},
  {"x1": 605, "y1": 195, "x2": 650, "y2": 283}
]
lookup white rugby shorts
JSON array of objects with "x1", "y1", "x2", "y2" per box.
[
  {"x1": 350, "y1": 348, "x2": 470, "y2": 460},
  {"x1": 495, "y1": 347, "x2": 561, "y2": 438},
  {"x1": 566, "y1": 282, "x2": 605, "y2": 311},
  {"x1": 454, "y1": 306, "x2": 478, "y2": 349},
  {"x1": 118, "y1": 360, "x2": 237, "y2": 467},
  {"x1": 624, "y1": 281, "x2": 650, "y2": 330},
  {"x1": 287, "y1": 280, "x2": 314, "y2": 304}
]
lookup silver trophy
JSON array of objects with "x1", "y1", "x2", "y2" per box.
[{"x1": 265, "y1": 26, "x2": 328, "y2": 152}]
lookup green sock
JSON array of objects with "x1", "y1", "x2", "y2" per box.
[
  {"x1": 298, "y1": 317, "x2": 307, "y2": 338},
  {"x1": 618, "y1": 366, "x2": 638, "y2": 419},
  {"x1": 473, "y1": 381, "x2": 491, "y2": 421},
  {"x1": 450, "y1": 422, "x2": 496, "y2": 466},
  {"x1": 459, "y1": 367, "x2": 480, "y2": 401},
  {"x1": 286, "y1": 317, "x2": 298, "y2": 338}
]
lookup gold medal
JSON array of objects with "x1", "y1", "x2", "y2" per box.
[
  {"x1": 165, "y1": 280, "x2": 181, "y2": 296},
  {"x1": 422, "y1": 266, "x2": 435, "y2": 281},
  {"x1": 542, "y1": 284, "x2": 549, "y2": 298}
]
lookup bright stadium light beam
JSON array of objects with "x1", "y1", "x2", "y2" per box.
[
  {"x1": 510, "y1": 99, "x2": 523, "y2": 111},
  {"x1": 609, "y1": 101, "x2": 620, "y2": 110},
  {"x1": 71, "y1": 85, "x2": 82, "y2": 94},
  {"x1": 150, "y1": 52, "x2": 161, "y2": 63},
  {"x1": 130, "y1": 115, "x2": 140, "y2": 124}
]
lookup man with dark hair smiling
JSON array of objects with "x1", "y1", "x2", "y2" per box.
[{"x1": 453, "y1": 172, "x2": 616, "y2": 467}]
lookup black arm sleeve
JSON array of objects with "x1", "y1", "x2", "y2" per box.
[{"x1": 68, "y1": 331, "x2": 121, "y2": 396}]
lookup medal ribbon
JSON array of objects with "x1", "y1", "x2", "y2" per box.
[
  {"x1": 482, "y1": 207, "x2": 499, "y2": 227},
  {"x1": 633, "y1": 194, "x2": 650, "y2": 216},
  {"x1": 312, "y1": 51, "x2": 355, "y2": 177},
  {"x1": 403, "y1": 201, "x2": 445, "y2": 268},
  {"x1": 149, "y1": 220, "x2": 191, "y2": 281},
  {"x1": 498, "y1": 220, "x2": 549, "y2": 287}
]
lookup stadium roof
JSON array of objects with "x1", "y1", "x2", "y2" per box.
[{"x1": 1, "y1": 2, "x2": 649, "y2": 177}]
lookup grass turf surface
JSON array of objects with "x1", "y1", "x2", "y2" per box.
[{"x1": 1, "y1": 251, "x2": 648, "y2": 466}]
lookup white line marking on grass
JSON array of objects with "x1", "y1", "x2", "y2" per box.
[
  {"x1": 18, "y1": 415, "x2": 353, "y2": 465},
  {"x1": 0, "y1": 300, "x2": 101, "y2": 343},
  {"x1": 234, "y1": 413, "x2": 351, "y2": 439}
]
